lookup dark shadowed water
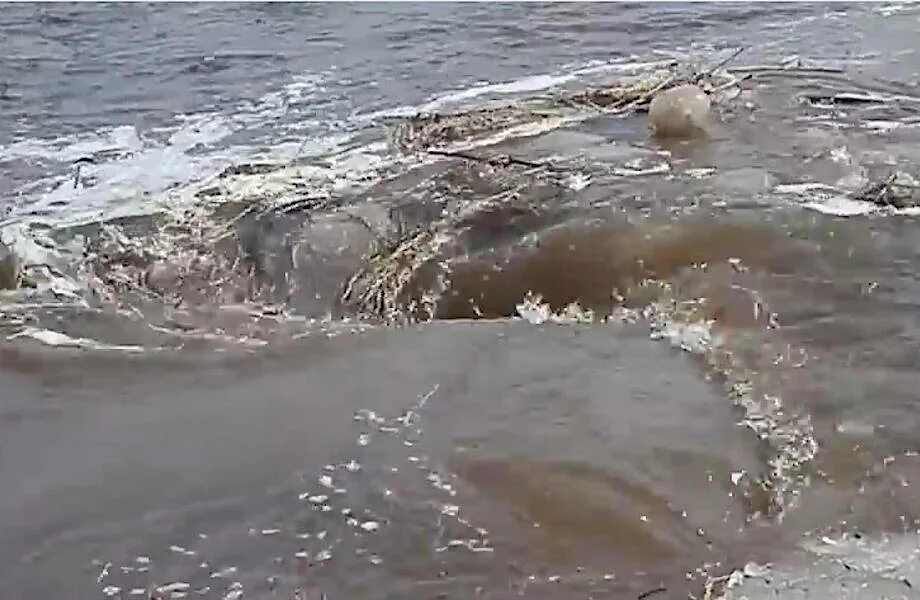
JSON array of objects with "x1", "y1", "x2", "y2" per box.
[{"x1": 4, "y1": 3, "x2": 920, "y2": 599}]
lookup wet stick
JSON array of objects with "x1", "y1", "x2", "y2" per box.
[
  {"x1": 637, "y1": 586, "x2": 667, "y2": 600},
  {"x1": 426, "y1": 149, "x2": 546, "y2": 169},
  {"x1": 697, "y1": 46, "x2": 746, "y2": 82}
]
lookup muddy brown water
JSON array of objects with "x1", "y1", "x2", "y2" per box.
[
  {"x1": 5, "y1": 4, "x2": 920, "y2": 600},
  {"x1": 0, "y1": 322, "x2": 771, "y2": 599}
]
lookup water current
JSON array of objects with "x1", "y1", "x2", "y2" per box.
[{"x1": 4, "y1": 3, "x2": 920, "y2": 599}]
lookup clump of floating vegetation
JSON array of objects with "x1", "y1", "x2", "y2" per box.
[{"x1": 386, "y1": 54, "x2": 746, "y2": 154}]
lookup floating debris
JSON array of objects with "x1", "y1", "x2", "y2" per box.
[
  {"x1": 156, "y1": 582, "x2": 191, "y2": 594},
  {"x1": 564, "y1": 172, "x2": 592, "y2": 191},
  {"x1": 359, "y1": 520, "x2": 380, "y2": 532},
  {"x1": 385, "y1": 58, "x2": 744, "y2": 154},
  {"x1": 836, "y1": 420, "x2": 877, "y2": 435},
  {"x1": 210, "y1": 567, "x2": 237, "y2": 579},
  {"x1": 851, "y1": 171, "x2": 920, "y2": 209},
  {"x1": 223, "y1": 588, "x2": 243, "y2": 600},
  {"x1": 315, "y1": 549, "x2": 333, "y2": 562}
]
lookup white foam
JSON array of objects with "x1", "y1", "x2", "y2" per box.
[
  {"x1": 873, "y1": 1, "x2": 920, "y2": 17},
  {"x1": 1, "y1": 70, "x2": 329, "y2": 231},
  {"x1": 360, "y1": 58, "x2": 674, "y2": 120},
  {"x1": 21, "y1": 145, "x2": 234, "y2": 229},
  {"x1": 514, "y1": 293, "x2": 594, "y2": 325},
  {"x1": 801, "y1": 196, "x2": 878, "y2": 216},
  {"x1": 6, "y1": 326, "x2": 148, "y2": 353},
  {"x1": 0, "y1": 125, "x2": 144, "y2": 164},
  {"x1": 429, "y1": 74, "x2": 577, "y2": 109},
  {"x1": 773, "y1": 182, "x2": 838, "y2": 195},
  {"x1": 165, "y1": 114, "x2": 235, "y2": 152},
  {"x1": 773, "y1": 181, "x2": 920, "y2": 217},
  {"x1": 861, "y1": 120, "x2": 920, "y2": 133},
  {"x1": 564, "y1": 172, "x2": 592, "y2": 191}
]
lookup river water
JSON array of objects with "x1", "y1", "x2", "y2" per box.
[{"x1": 3, "y1": 3, "x2": 920, "y2": 599}]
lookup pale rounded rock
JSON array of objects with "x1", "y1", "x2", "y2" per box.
[{"x1": 648, "y1": 84, "x2": 712, "y2": 139}]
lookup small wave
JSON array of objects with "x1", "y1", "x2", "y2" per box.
[
  {"x1": 444, "y1": 279, "x2": 820, "y2": 521},
  {"x1": 357, "y1": 213, "x2": 821, "y2": 518}
]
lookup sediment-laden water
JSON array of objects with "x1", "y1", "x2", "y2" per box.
[{"x1": 4, "y1": 3, "x2": 920, "y2": 599}]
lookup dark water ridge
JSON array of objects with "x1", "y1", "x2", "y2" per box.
[{"x1": 4, "y1": 3, "x2": 920, "y2": 600}]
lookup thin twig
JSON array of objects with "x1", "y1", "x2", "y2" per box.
[
  {"x1": 804, "y1": 90, "x2": 920, "y2": 106},
  {"x1": 699, "y1": 46, "x2": 746, "y2": 80},
  {"x1": 427, "y1": 149, "x2": 546, "y2": 169},
  {"x1": 637, "y1": 586, "x2": 668, "y2": 600},
  {"x1": 802, "y1": 92, "x2": 891, "y2": 105},
  {"x1": 729, "y1": 65, "x2": 846, "y2": 75},
  {"x1": 870, "y1": 173, "x2": 898, "y2": 205},
  {"x1": 604, "y1": 74, "x2": 679, "y2": 115},
  {"x1": 708, "y1": 72, "x2": 754, "y2": 94}
]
